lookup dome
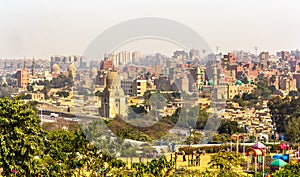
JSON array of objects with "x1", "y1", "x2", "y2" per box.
[
  {"x1": 2, "y1": 77, "x2": 6, "y2": 82},
  {"x1": 68, "y1": 63, "x2": 76, "y2": 71},
  {"x1": 106, "y1": 71, "x2": 121, "y2": 88},
  {"x1": 208, "y1": 79, "x2": 213, "y2": 86},
  {"x1": 51, "y1": 64, "x2": 60, "y2": 74},
  {"x1": 90, "y1": 68, "x2": 98, "y2": 78},
  {"x1": 236, "y1": 80, "x2": 243, "y2": 85}
]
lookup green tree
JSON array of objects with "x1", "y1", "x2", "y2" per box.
[
  {"x1": 23, "y1": 94, "x2": 33, "y2": 100},
  {"x1": 253, "y1": 77, "x2": 272, "y2": 99},
  {"x1": 212, "y1": 133, "x2": 230, "y2": 143},
  {"x1": 0, "y1": 97, "x2": 45, "y2": 176},
  {"x1": 288, "y1": 90, "x2": 299, "y2": 97},
  {"x1": 285, "y1": 117, "x2": 300, "y2": 143},
  {"x1": 208, "y1": 151, "x2": 245, "y2": 175},
  {"x1": 143, "y1": 90, "x2": 152, "y2": 100},
  {"x1": 131, "y1": 156, "x2": 175, "y2": 177},
  {"x1": 50, "y1": 75, "x2": 73, "y2": 88},
  {"x1": 218, "y1": 120, "x2": 243, "y2": 135},
  {"x1": 95, "y1": 90, "x2": 102, "y2": 97},
  {"x1": 268, "y1": 96, "x2": 300, "y2": 134},
  {"x1": 27, "y1": 84, "x2": 34, "y2": 92},
  {"x1": 57, "y1": 91, "x2": 70, "y2": 98},
  {"x1": 268, "y1": 96, "x2": 291, "y2": 133},
  {"x1": 128, "y1": 105, "x2": 147, "y2": 119},
  {"x1": 273, "y1": 162, "x2": 300, "y2": 177},
  {"x1": 0, "y1": 87, "x2": 16, "y2": 99}
]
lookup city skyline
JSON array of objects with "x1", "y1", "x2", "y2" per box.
[{"x1": 0, "y1": 0, "x2": 299, "y2": 58}]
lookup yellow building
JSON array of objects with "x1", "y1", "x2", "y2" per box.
[
  {"x1": 227, "y1": 83, "x2": 256, "y2": 99},
  {"x1": 30, "y1": 92, "x2": 45, "y2": 101},
  {"x1": 68, "y1": 63, "x2": 76, "y2": 80},
  {"x1": 198, "y1": 97, "x2": 211, "y2": 108},
  {"x1": 132, "y1": 79, "x2": 147, "y2": 97},
  {"x1": 127, "y1": 97, "x2": 145, "y2": 106}
]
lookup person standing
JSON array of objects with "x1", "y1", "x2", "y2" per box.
[
  {"x1": 174, "y1": 152, "x2": 178, "y2": 169},
  {"x1": 196, "y1": 154, "x2": 200, "y2": 166}
]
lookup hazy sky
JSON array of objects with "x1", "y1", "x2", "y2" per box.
[{"x1": 0, "y1": 0, "x2": 299, "y2": 59}]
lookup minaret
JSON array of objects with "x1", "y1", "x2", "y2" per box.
[
  {"x1": 213, "y1": 60, "x2": 218, "y2": 87},
  {"x1": 196, "y1": 65, "x2": 205, "y2": 91},
  {"x1": 23, "y1": 58, "x2": 26, "y2": 70},
  {"x1": 32, "y1": 58, "x2": 36, "y2": 76},
  {"x1": 4, "y1": 59, "x2": 7, "y2": 69},
  {"x1": 211, "y1": 59, "x2": 220, "y2": 105}
]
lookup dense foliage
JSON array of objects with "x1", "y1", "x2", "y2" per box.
[
  {"x1": 217, "y1": 120, "x2": 245, "y2": 134},
  {"x1": 268, "y1": 96, "x2": 300, "y2": 142},
  {"x1": 2, "y1": 96, "x2": 300, "y2": 176},
  {"x1": 0, "y1": 97, "x2": 45, "y2": 176},
  {"x1": 272, "y1": 163, "x2": 300, "y2": 177}
]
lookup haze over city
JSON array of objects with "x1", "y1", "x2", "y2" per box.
[
  {"x1": 0, "y1": 0, "x2": 300, "y2": 59},
  {"x1": 2, "y1": 1, "x2": 300, "y2": 176}
]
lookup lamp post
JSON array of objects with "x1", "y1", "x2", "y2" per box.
[
  {"x1": 188, "y1": 126, "x2": 193, "y2": 166},
  {"x1": 273, "y1": 125, "x2": 276, "y2": 145}
]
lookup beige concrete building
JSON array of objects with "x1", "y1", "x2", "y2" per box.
[
  {"x1": 100, "y1": 71, "x2": 127, "y2": 118},
  {"x1": 223, "y1": 101, "x2": 273, "y2": 135},
  {"x1": 30, "y1": 92, "x2": 45, "y2": 101},
  {"x1": 278, "y1": 76, "x2": 297, "y2": 92},
  {"x1": 132, "y1": 51, "x2": 142, "y2": 64},
  {"x1": 227, "y1": 83, "x2": 256, "y2": 99},
  {"x1": 173, "y1": 76, "x2": 189, "y2": 93}
]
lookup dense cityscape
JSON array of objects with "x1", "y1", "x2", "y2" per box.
[
  {"x1": 1, "y1": 48, "x2": 300, "y2": 176},
  {"x1": 1, "y1": 0, "x2": 300, "y2": 176}
]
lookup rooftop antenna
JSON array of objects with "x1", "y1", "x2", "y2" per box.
[
  {"x1": 32, "y1": 57, "x2": 36, "y2": 76},
  {"x1": 202, "y1": 49, "x2": 206, "y2": 57},
  {"x1": 254, "y1": 46, "x2": 258, "y2": 58},
  {"x1": 23, "y1": 58, "x2": 26, "y2": 70}
]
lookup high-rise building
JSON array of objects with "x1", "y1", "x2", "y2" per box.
[
  {"x1": 173, "y1": 50, "x2": 188, "y2": 59},
  {"x1": 118, "y1": 51, "x2": 132, "y2": 65},
  {"x1": 108, "y1": 53, "x2": 119, "y2": 66},
  {"x1": 50, "y1": 55, "x2": 82, "y2": 70},
  {"x1": 132, "y1": 51, "x2": 142, "y2": 64},
  {"x1": 189, "y1": 49, "x2": 200, "y2": 59}
]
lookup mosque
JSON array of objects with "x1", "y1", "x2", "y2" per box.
[
  {"x1": 51, "y1": 63, "x2": 76, "y2": 80},
  {"x1": 51, "y1": 63, "x2": 61, "y2": 78},
  {"x1": 100, "y1": 71, "x2": 127, "y2": 118}
]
